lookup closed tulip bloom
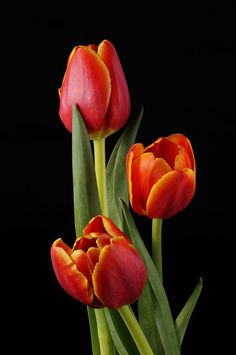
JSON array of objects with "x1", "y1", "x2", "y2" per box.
[
  {"x1": 58, "y1": 39, "x2": 130, "y2": 140},
  {"x1": 51, "y1": 215, "x2": 147, "y2": 308},
  {"x1": 126, "y1": 133, "x2": 196, "y2": 219}
]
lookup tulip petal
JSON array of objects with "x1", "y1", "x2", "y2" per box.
[
  {"x1": 144, "y1": 157, "x2": 172, "y2": 202},
  {"x1": 126, "y1": 144, "x2": 145, "y2": 198},
  {"x1": 168, "y1": 134, "x2": 195, "y2": 170},
  {"x1": 86, "y1": 247, "x2": 100, "y2": 274},
  {"x1": 71, "y1": 249, "x2": 92, "y2": 285},
  {"x1": 93, "y1": 237, "x2": 146, "y2": 308},
  {"x1": 59, "y1": 46, "x2": 111, "y2": 134},
  {"x1": 146, "y1": 169, "x2": 196, "y2": 218},
  {"x1": 59, "y1": 46, "x2": 78, "y2": 89},
  {"x1": 102, "y1": 215, "x2": 128, "y2": 239},
  {"x1": 83, "y1": 215, "x2": 107, "y2": 235},
  {"x1": 96, "y1": 233, "x2": 111, "y2": 248},
  {"x1": 174, "y1": 146, "x2": 192, "y2": 172},
  {"x1": 145, "y1": 137, "x2": 179, "y2": 169},
  {"x1": 98, "y1": 40, "x2": 130, "y2": 133},
  {"x1": 50, "y1": 239, "x2": 93, "y2": 305},
  {"x1": 131, "y1": 152, "x2": 156, "y2": 214},
  {"x1": 83, "y1": 215, "x2": 127, "y2": 240},
  {"x1": 74, "y1": 234, "x2": 97, "y2": 251}
]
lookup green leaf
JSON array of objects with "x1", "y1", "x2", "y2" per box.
[
  {"x1": 175, "y1": 277, "x2": 203, "y2": 345},
  {"x1": 106, "y1": 107, "x2": 143, "y2": 228},
  {"x1": 94, "y1": 308, "x2": 116, "y2": 354},
  {"x1": 104, "y1": 309, "x2": 139, "y2": 355},
  {"x1": 138, "y1": 282, "x2": 165, "y2": 355},
  {"x1": 87, "y1": 307, "x2": 101, "y2": 355},
  {"x1": 72, "y1": 105, "x2": 102, "y2": 355},
  {"x1": 72, "y1": 104, "x2": 101, "y2": 236},
  {"x1": 120, "y1": 200, "x2": 180, "y2": 355}
]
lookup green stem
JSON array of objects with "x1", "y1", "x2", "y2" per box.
[
  {"x1": 152, "y1": 218, "x2": 163, "y2": 282},
  {"x1": 118, "y1": 305, "x2": 154, "y2": 355},
  {"x1": 87, "y1": 307, "x2": 100, "y2": 355},
  {"x1": 95, "y1": 309, "x2": 114, "y2": 355},
  {"x1": 93, "y1": 138, "x2": 108, "y2": 216},
  {"x1": 93, "y1": 138, "x2": 113, "y2": 354}
]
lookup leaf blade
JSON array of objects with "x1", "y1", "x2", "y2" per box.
[
  {"x1": 175, "y1": 277, "x2": 203, "y2": 344},
  {"x1": 72, "y1": 104, "x2": 101, "y2": 236},
  {"x1": 138, "y1": 282, "x2": 165, "y2": 355},
  {"x1": 72, "y1": 105, "x2": 102, "y2": 354},
  {"x1": 87, "y1": 307, "x2": 101, "y2": 355},
  {"x1": 104, "y1": 309, "x2": 140, "y2": 355},
  {"x1": 106, "y1": 107, "x2": 143, "y2": 228},
  {"x1": 120, "y1": 199, "x2": 180, "y2": 355}
]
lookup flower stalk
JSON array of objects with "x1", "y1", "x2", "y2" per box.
[
  {"x1": 152, "y1": 218, "x2": 163, "y2": 281},
  {"x1": 93, "y1": 137, "x2": 114, "y2": 354},
  {"x1": 95, "y1": 309, "x2": 114, "y2": 355},
  {"x1": 118, "y1": 306, "x2": 154, "y2": 355},
  {"x1": 93, "y1": 136, "x2": 150, "y2": 355},
  {"x1": 93, "y1": 138, "x2": 108, "y2": 216}
]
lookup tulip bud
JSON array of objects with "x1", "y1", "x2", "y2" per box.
[
  {"x1": 51, "y1": 215, "x2": 147, "y2": 308},
  {"x1": 126, "y1": 133, "x2": 196, "y2": 219},
  {"x1": 58, "y1": 39, "x2": 130, "y2": 140}
]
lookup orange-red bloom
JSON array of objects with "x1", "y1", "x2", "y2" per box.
[
  {"x1": 58, "y1": 39, "x2": 130, "y2": 140},
  {"x1": 126, "y1": 133, "x2": 196, "y2": 219},
  {"x1": 51, "y1": 215, "x2": 147, "y2": 308}
]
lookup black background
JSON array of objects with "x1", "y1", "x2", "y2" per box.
[{"x1": 3, "y1": 3, "x2": 235, "y2": 354}]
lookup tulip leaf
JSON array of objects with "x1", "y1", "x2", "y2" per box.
[
  {"x1": 72, "y1": 104, "x2": 101, "y2": 236},
  {"x1": 138, "y1": 282, "x2": 165, "y2": 355},
  {"x1": 120, "y1": 199, "x2": 180, "y2": 355},
  {"x1": 175, "y1": 277, "x2": 203, "y2": 345},
  {"x1": 87, "y1": 307, "x2": 101, "y2": 355},
  {"x1": 106, "y1": 107, "x2": 143, "y2": 228},
  {"x1": 104, "y1": 308, "x2": 139, "y2": 355},
  {"x1": 72, "y1": 105, "x2": 103, "y2": 355}
]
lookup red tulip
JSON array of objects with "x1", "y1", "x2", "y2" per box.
[
  {"x1": 126, "y1": 133, "x2": 196, "y2": 219},
  {"x1": 58, "y1": 39, "x2": 130, "y2": 140},
  {"x1": 50, "y1": 215, "x2": 147, "y2": 308}
]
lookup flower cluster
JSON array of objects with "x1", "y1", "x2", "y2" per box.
[{"x1": 50, "y1": 39, "x2": 202, "y2": 355}]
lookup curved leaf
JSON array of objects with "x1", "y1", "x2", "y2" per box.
[
  {"x1": 120, "y1": 199, "x2": 180, "y2": 355},
  {"x1": 72, "y1": 105, "x2": 102, "y2": 355},
  {"x1": 87, "y1": 307, "x2": 101, "y2": 355},
  {"x1": 105, "y1": 309, "x2": 139, "y2": 355},
  {"x1": 175, "y1": 277, "x2": 203, "y2": 344},
  {"x1": 106, "y1": 107, "x2": 143, "y2": 228},
  {"x1": 72, "y1": 104, "x2": 101, "y2": 236},
  {"x1": 138, "y1": 282, "x2": 165, "y2": 355}
]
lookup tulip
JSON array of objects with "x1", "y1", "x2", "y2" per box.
[
  {"x1": 58, "y1": 39, "x2": 130, "y2": 140},
  {"x1": 50, "y1": 215, "x2": 147, "y2": 308},
  {"x1": 126, "y1": 133, "x2": 196, "y2": 219}
]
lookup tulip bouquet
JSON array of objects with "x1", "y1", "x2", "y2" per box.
[{"x1": 50, "y1": 39, "x2": 202, "y2": 355}]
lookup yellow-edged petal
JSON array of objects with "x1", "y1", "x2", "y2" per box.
[
  {"x1": 146, "y1": 169, "x2": 195, "y2": 218},
  {"x1": 126, "y1": 144, "x2": 144, "y2": 209},
  {"x1": 102, "y1": 215, "x2": 128, "y2": 239},
  {"x1": 174, "y1": 146, "x2": 192, "y2": 172},
  {"x1": 168, "y1": 133, "x2": 196, "y2": 170},
  {"x1": 145, "y1": 137, "x2": 179, "y2": 169},
  {"x1": 131, "y1": 152, "x2": 156, "y2": 214},
  {"x1": 50, "y1": 239, "x2": 93, "y2": 305},
  {"x1": 59, "y1": 46, "x2": 111, "y2": 136},
  {"x1": 98, "y1": 40, "x2": 130, "y2": 132},
  {"x1": 93, "y1": 237, "x2": 146, "y2": 309}
]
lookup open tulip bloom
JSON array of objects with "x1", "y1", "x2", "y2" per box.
[
  {"x1": 51, "y1": 215, "x2": 147, "y2": 309},
  {"x1": 51, "y1": 39, "x2": 203, "y2": 355},
  {"x1": 126, "y1": 134, "x2": 196, "y2": 219}
]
